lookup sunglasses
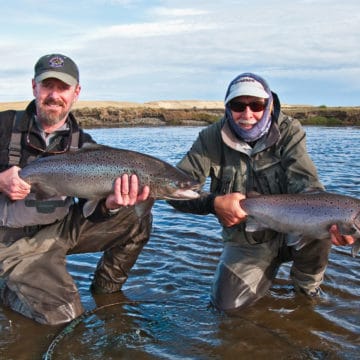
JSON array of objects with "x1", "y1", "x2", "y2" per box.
[
  {"x1": 229, "y1": 101, "x2": 267, "y2": 113},
  {"x1": 26, "y1": 119, "x2": 72, "y2": 154}
]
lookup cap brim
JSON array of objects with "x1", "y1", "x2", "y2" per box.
[
  {"x1": 35, "y1": 71, "x2": 78, "y2": 86},
  {"x1": 225, "y1": 85, "x2": 269, "y2": 104}
]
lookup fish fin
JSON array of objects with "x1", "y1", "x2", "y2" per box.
[
  {"x1": 69, "y1": 143, "x2": 111, "y2": 154},
  {"x1": 246, "y1": 191, "x2": 261, "y2": 198},
  {"x1": 286, "y1": 234, "x2": 301, "y2": 247},
  {"x1": 245, "y1": 217, "x2": 267, "y2": 232},
  {"x1": 286, "y1": 234, "x2": 311, "y2": 250},
  {"x1": 81, "y1": 142, "x2": 104, "y2": 150},
  {"x1": 83, "y1": 200, "x2": 100, "y2": 218},
  {"x1": 351, "y1": 239, "x2": 360, "y2": 258},
  {"x1": 80, "y1": 143, "x2": 116, "y2": 151},
  {"x1": 31, "y1": 183, "x2": 59, "y2": 200},
  {"x1": 300, "y1": 187, "x2": 325, "y2": 194}
]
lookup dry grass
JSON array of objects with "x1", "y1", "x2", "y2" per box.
[
  {"x1": 0, "y1": 100, "x2": 225, "y2": 111},
  {"x1": 1, "y1": 101, "x2": 359, "y2": 127},
  {"x1": 0, "y1": 101, "x2": 30, "y2": 111}
]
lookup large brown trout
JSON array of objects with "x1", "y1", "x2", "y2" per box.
[
  {"x1": 240, "y1": 191, "x2": 360, "y2": 257},
  {"x1": 20, "y1": 144, "x2": 200, "y2": 201}
]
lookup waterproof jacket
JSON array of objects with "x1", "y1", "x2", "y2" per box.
[{"x1": 169, "y1": 92, "x2": 324, "y2": 243}]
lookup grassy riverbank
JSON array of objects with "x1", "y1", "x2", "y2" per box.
[{"x1": 1, "y1": 101, "x2": 359, "y2": 127}]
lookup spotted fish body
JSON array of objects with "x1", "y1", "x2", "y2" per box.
[
  {"x1": 19, "y1": 144, "x2": 200, "y2": 201},
  {"x1": 240, "y1": 191, "x2": 360, "y2": 257}
]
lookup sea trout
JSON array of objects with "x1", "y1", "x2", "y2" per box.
[
  {"x1": 20, "y1": 144, "x2": 200, "y2": 202},
  {"x1": 240, "y1": 191, "x2": 360, "y2": 257}
]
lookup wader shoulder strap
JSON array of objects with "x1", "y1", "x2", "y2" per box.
[
  {"x1": 8, "y1": 110, "x2": 25, "y2": 166},
  {"x1": 69, "y1": 128, "x2": 80, "y2": 151},
  {"x1": 8, "y1": 112, "x2": 80, "y2": 166}
]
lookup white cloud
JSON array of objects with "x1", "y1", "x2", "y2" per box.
[
  {"x1": 83, "y1": 19, "x2": 216, "y2": 40},
  {"x1": 150, "y1": 7, "x2": 209, "y2": 17},
  {"x1": 0, "y1": 0, "x2": 359, "y2": 105}
]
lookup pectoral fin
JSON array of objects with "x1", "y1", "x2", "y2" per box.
[
  {"x1": 245, "y1": 217, "x2": 267, "y2": 232},
  {"x1": 83, "y1": 199, "x2": 100, "y2": 218},
  {"x1": 31, "y1": 183, "x2": 59, "y2": 200},
  {"x1": 286, "y1": 234, "x2": 311, "y2": 251}
]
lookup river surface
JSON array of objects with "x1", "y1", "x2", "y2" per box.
[{"x1": 0, "y1": 126, "x2": 359, "y2": 359}]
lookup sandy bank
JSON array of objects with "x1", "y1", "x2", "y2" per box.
[
  {"x1": 0, "y1": 100, "x2": 225, "y2": 111},
  {"x1": 1, "y1": 100, "x2": 359, "y2": 127}
]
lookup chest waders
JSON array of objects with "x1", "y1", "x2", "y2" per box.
[{"x1": 8, "y1": 111, "x2": 79, "y2": 214}]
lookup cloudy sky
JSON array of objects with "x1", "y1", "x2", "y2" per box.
[{"x1": 1, "y1": 0, "x2": 359, "y2": 106}]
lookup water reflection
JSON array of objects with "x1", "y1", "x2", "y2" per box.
[{"x1": 1, "y1": 126, "x2": 359, "y2": 359}]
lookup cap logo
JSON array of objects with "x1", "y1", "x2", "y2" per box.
[
  {"x1": 239, "y1": 78, "x2": 255, "y2": 83},
  {"x1": 48, "y1": 56, "x2": 65, "y2": 68}
]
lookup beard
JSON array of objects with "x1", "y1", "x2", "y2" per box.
[{"x1": 35, "y1": 97, "x2": 72, "y2": 127}]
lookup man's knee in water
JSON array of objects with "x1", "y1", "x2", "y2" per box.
[{"x1": 210, "y1": 262, "x2": 267, "y2": 312}]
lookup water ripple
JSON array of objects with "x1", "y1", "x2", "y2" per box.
[{"x1": 1, "y1": 126, "x2": 360, "y2": 359}]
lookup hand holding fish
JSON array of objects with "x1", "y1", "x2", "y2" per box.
[
  {"x1": 213, "y1": 192, "x2": 247, "y2": 227},
  {"x1": 0, "y1": 166, "x2": 31, "y2": 200},
  {"x1": 105, "y1": 174, "x2": 150, "y2": 209},
  {"x1": 329, "y1": 224, "x2": 355, "y2": 246}
]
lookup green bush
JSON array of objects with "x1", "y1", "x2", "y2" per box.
[{"x1": 304, "y1": 116, "x2": 343, "y2": 125}]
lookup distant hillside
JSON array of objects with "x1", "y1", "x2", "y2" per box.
[
  {"x1": 1, "y1": 101, "x2": 359, "y2": 127},
  {"x1": 281, "y1": 105, "x2": 360, "y2": 126},
  {"x1": 73, "y1": 101, "x2": 224, "y2": 127}
]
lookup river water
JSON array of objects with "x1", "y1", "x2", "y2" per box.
[{"x1": 0, "y1": 126, "x2": 359, "y2": 359}]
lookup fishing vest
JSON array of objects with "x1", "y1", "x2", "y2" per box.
[
  {"x1": 7, "y1": 111, "x2": 80, "y2": 213},
  {"x1": 8, "y1": 110, "x2": 80, "y2": 167}
]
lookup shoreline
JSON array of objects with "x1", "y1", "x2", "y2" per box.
[
  {"x1": 0, "y1": 100, "x2": 226, "y2": 111},
  {"x1": 1, "y1": 100, "x2": 359, "y2": 127}
]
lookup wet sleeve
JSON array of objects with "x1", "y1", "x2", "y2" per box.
[{"x1": 167, "y1": 193, "x2": 216, "y2": 215}]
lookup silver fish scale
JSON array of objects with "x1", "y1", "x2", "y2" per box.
[
  {"x1": 241, "y1": 192, "x2": 360, "y2": 255},
  {"x1": 19, "y1": 145, "x2": 200, "y2": 200}
]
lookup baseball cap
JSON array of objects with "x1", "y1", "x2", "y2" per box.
[
  {"x1": 225, "y1": 75, "x2": 269, "y2": 104},
  {"x1": 34, "y1": 54, "x2": 79, "y2": 86}
]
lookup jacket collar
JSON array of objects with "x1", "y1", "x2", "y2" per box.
[{"x1": 221, "y1": 91, "x2": 282, "y2": 155}]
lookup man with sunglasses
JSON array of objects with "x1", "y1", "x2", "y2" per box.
[
  {"x1": 168, "y1": 72, "x2": 354, "y2": 311},
  {"x1": 0, "y1": 54, "x2": 153, "y2": 325}
]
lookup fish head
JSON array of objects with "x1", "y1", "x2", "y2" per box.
[
  {"x1": 154, "y1": 176, "x2": 201, "y2": 200},
  {"x1": 150, "y1": 166, "x2": 201, "y2": 200},
  {"x1": 338, "y1": 210, "x2": 360, "y2": 258},
  {"x1": 351, "y1": 210, "x2": 360, "y2": 257},
  {"x1": 354, "y1": 211, "x2": 360, "y2": 235}
]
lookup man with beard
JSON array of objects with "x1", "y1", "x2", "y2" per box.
[
  {"x1": 0, "y1": 54, "x2": 154, "y2": 325},
  {"x1": 168, "y1": 72, "x2": 354, "y2": 311}
]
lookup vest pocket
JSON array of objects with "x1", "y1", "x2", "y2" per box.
[
  {"x1": 210, "y1": 166, "x2": 236, "y2": 195},
  {"x1": 253, "y1": 160, "x2": 287, "y2": 194}
]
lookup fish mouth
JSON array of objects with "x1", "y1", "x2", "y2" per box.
[{"x1": 164, "y1": 188, "x2": 201, "y2": 200}]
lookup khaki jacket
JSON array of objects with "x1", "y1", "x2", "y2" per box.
[{"x1": 170, "y1": 93, "x2": 324, "y2": 243}]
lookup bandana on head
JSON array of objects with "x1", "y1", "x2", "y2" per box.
[{"x1": 224, "y1": 73, "x2": 273, "y2": 142}]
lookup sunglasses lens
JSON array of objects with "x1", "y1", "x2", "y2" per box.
[
  {"x1": 250, "y1": 102, "x2": 266, "y2": 112},
  {"x1": 229, "y1": 101, "x2": 266, "y2": 112},
  {"x1": 229, "y1": 102, "x2": 246, "y2": 112}
]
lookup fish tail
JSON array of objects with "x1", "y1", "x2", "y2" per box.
[{"x1": 351, "y1": 239, "x2": 360, "y2": 258}]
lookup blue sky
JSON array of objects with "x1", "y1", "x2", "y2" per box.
[{"x1": 1, "y1": 0, "x2": 359, "y2": 106}]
